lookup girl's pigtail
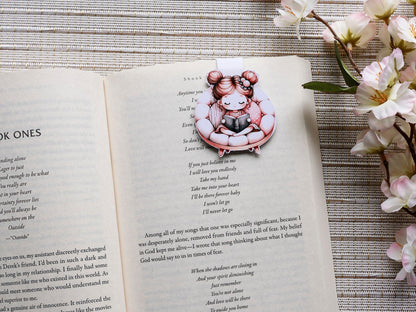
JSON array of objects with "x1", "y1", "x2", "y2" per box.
[{"x1": 207, "y1": 70, "x2": 223, "y2": 86}]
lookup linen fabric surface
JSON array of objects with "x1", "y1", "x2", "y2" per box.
[{"x1": 1, "y1": 1, "x2": 415, "y2": 310}]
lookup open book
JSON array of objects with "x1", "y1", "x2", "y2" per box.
[{"x1": 0, "y1": 57, "x2": 339, "y2": 312}]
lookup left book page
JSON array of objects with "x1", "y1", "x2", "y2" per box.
[{"x1": 0, "y1": 70, "x2": 126, "y2": 312}]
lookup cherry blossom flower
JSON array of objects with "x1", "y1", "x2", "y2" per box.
[
  {"x1": 387, "y1": 225, "x2": 416, "y2": 285},
  {"x1": 274, "y1": 0, "x2": 318, "y2": 39},
  {"x1": 355, "y1": 50, "x2": 416, "y2": 119},
  {"x1": 390, "y1": 16, "x2": 416, "y2": 45},
  {"x1": 356, "y1": 50, "x2": 412, "y2": 120},
  {"x1": 380, "y1": 22, "x2": 416, "y2": 62},
  {"x1": 322, "y1": 13, "x2": 376, "y2": 49},
  {"x1": 351, "y1": 127, "x2": 398, "y2": 156},
  {"x1": 355, "y1": 81, "x2": 416, "y2": 119},
  {"x1": 381, "y1": 175, "x2": 416, "y2": 212},
  {"x1": 362, "y1": 49, "x2": 404, "y2": 90},
  {"x1": 364, "y1": 0, "x2": 400, "y2": 21}
]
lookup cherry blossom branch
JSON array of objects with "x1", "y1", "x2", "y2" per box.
[
  {"x1": 379, "y1": 152, "x2": 390, "y2": 187},
  {"x1": 410, "y1": 123, "x2": 415, "y2": 142},
  {"x1": 393, "y1": 123, "x2": 416, "y2": 166},
  {"x1": 403, "y1": 207, "x2": 416, "y2": 218},
  {"x1": 310, "y1": 10, "x2": 362, "y2": 76},
  {"x1": 397, "y1": 113, "x2": 406, "y2": 121}
]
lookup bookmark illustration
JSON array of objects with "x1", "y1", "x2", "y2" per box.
[{"x1": 195, "y1": 58, "x2": 276, "y2": 157}]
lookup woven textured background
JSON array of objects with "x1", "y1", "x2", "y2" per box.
[{"x1": 1, "y1": 1, "x2": 415, "y2": 310}]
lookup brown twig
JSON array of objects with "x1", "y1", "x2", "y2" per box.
[
  {"x1": 403, "y1": 207, "x2": 416, "y2": 218},
  {"x1": 389, "y1": 35, "x2": 395, "y2": 51},
  {"x1": 394, "y1": 123, "x2": 416, "y2": 166},
  {"x1": 396, "y1": 113, "x2": 406, "y2": 121},
  {"x1": 310, "y1": 10, "x2": 362, "y2": 76},
  {"x1": 379, "y1": 152, "x2": 390, "y2": 187}
]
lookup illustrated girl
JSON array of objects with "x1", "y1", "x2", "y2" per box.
[
  {"x1": 207, "y1": 70, "x2": 261, "y2": 137},
  {"x1": 195, "y1": 69, "x2": 275, "y2": 156}
]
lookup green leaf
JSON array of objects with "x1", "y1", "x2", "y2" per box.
[
  {"x1": 334, "y1": 41, "x2": 359, "y2": 87},
  {"x1": 302, "y1": 81, "x2": 357, "y2": 94}
]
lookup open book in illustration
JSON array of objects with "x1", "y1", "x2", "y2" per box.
[{"x1": 0, "y1": 57, "x2": 339, "y2": 312}]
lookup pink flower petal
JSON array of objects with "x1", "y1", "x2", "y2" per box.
[
  {"x1": 381, "y1": 179, "x2": 392, "y2": 197},
  {"x1": 387, "y1": 242, "x2": 403, "y2": 261},
  {"x1": 355, "y1": 83, "x2": 384, "y2": 113},
  {"x1": 407, "y1": 225, "x2": 416, "y2": 245},
  {"x1": 364, "y1": 0, "x2": 400, "y2": 20},
  {"x1": 378, "y1": 49, "x2": 403, "y2": 90},
  {"x1": 356, "y1": 22, "x2": 376, "y2": 48},
  {"x1": 362, "y1": 61, "x2": 385, "y2": 89},
  {"x1": 407, "y1": 270, "x2": 416, "y2": 286},
  {"x1": 304, "y1": 0, "x2": 318, "y2": 13},
  {"x1": 396, "y1": 227, "x2": 408, "y2": 246},
  {"x1": 381, "y1": 197, "x2": 403, "y2": 212},
  {"x1": 394, "y1": 83, "x2": 416, "y2": 114},
  {"x1": 396, "y1": 267, "x2": 407, "y2": 280},
  {"x1": 347, "y1": 12, "x2": 371, "y2": 34},
  {"x1": 350, "y1": 142, "x2": 369, "y2": 157},
  {"x1": 390, "y1": 176, "x2": 416, "y2": 199},
  {"x1": 282, "y1": 0, "x2": 305, "y2": 16},
  {"x1": 274, "y1": 13, "x2": 298, "y2": 28},
  {"x1": 402, "y1": 244, "x2": 416, "y2": 272},
  {"x1": 394, "y1": 15, "x2": 416, "y2": 44},
  {"x1": 372, "y1": 99, "x2": 400, "y2": 119},
  {"x1": 407, "y1": 193, "x2": 416, "y2": 209},
  {"x1": 322, "y1": 27, "x2": 335, "y2": 43},
  {"x1": 392, "y1": 48, "x2": 405, "y2": 70}
]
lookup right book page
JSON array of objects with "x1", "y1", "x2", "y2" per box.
[{"x1": 105, "y1": 56, "x2": 339, "y2": 312}]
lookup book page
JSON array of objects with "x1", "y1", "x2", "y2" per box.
[
  {"x1": 0, "y1": 70, "x2": 126, "y2": 312},
  {"x1": 105, "y1": 57, "x2": 339, "y2": 312}
]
